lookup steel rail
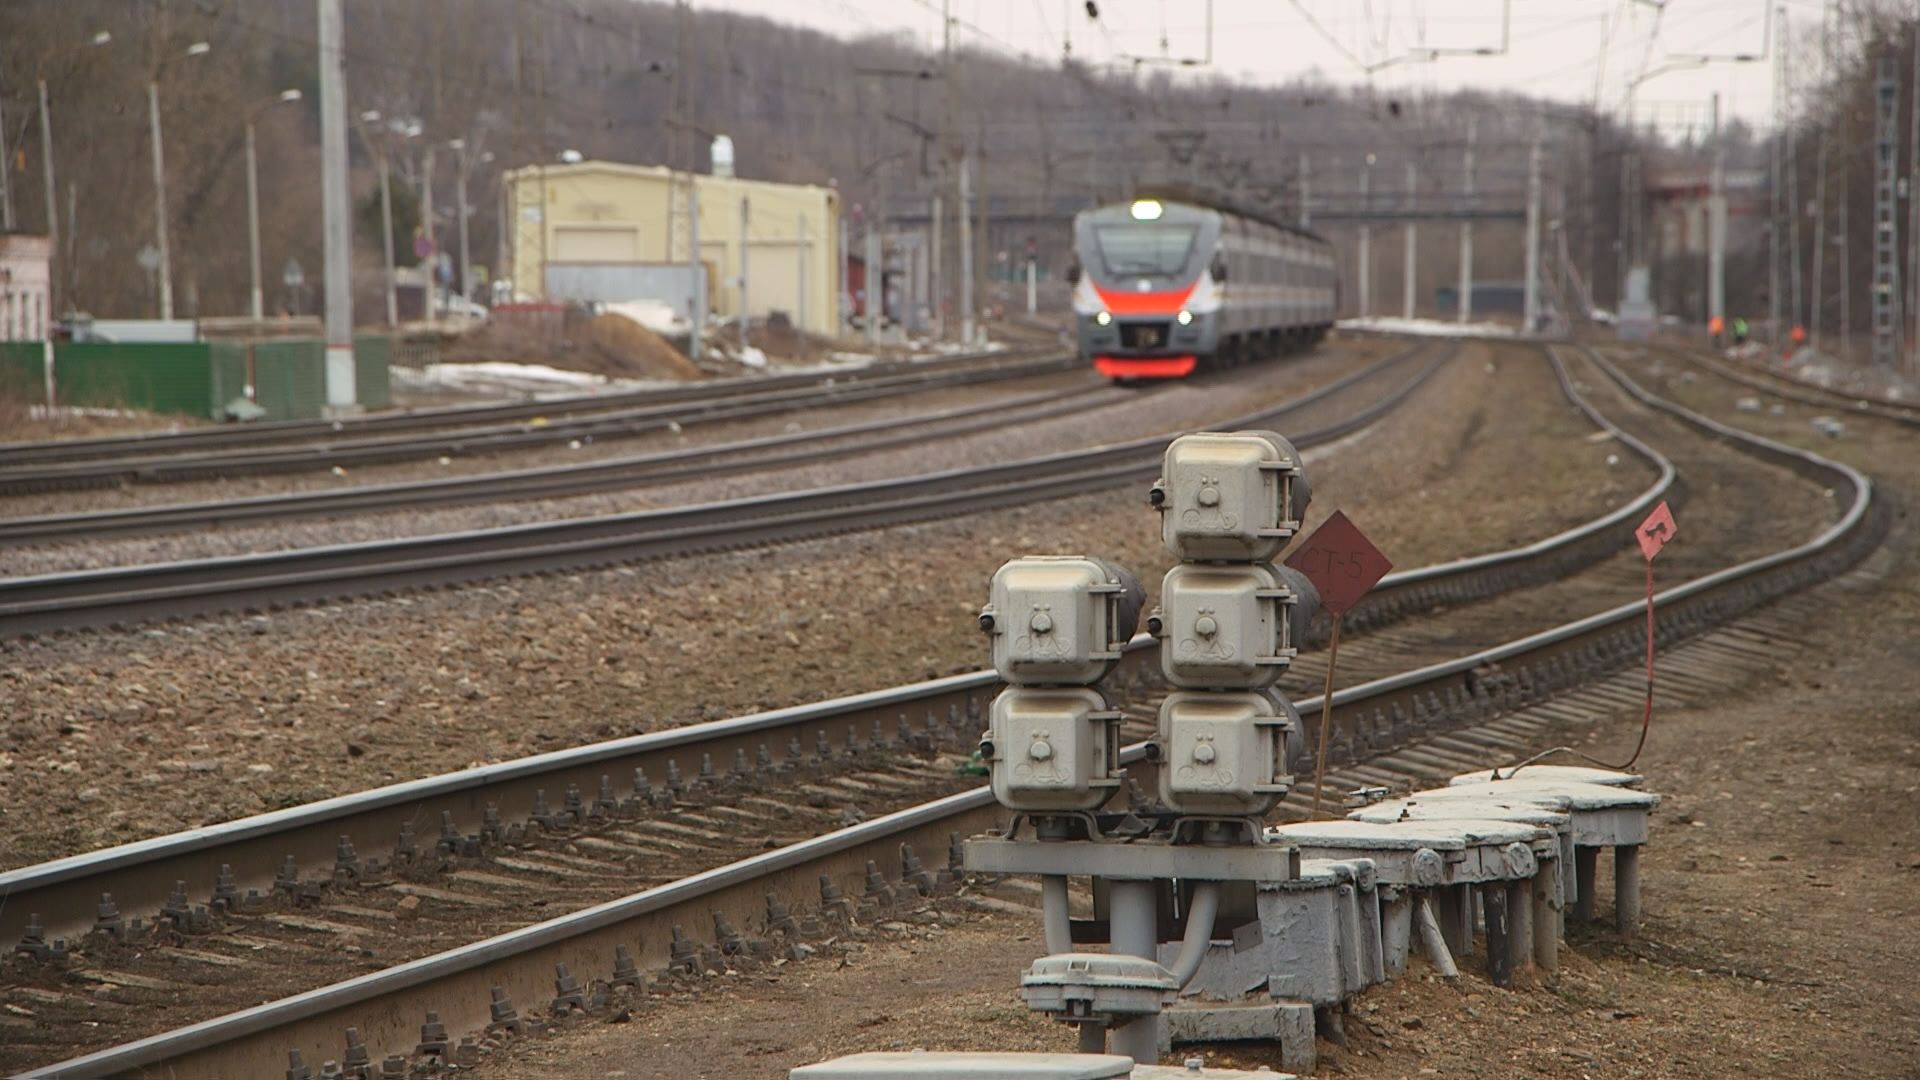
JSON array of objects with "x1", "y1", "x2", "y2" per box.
[
  {"x1": 0, "y1": 355, "x2": 1081, "y2": 494},
  {"x1": 0, "y1": 347, "x2": 1446, "y2": 639},
  {"x1": 0, "y1": 346, "x2": 1039, "y2": 466},
  {"x1": 0, "y1": 343, "x2": 1448, "y2": 943},
  {"x1": 16, "y1": 339, "x2": 1881, "y2": 1079},
  {"x1": 0, "y1": 341, "x2": 1650, "y2": 950},
  {"x1": 0, "y1": 383, "x2": 1108, "y2": 546},
  {"x1": 0, "y1": 339, "x2": 1656, "y2": 948},
  {"x1": 1653, "y1": 343, "x2": 1920, "y2": 429}
]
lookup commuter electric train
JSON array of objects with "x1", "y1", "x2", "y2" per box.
[{"x1": 1069, "y1": 195, "x2": 1338, "y2": 380}]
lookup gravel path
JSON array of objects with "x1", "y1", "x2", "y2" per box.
[
  {"x1": 0, "y1": 341, "x2": 1623, "y2": 869},
  {"x1": 0, "y1": 341, "x2": 1398, "y2": 576}
]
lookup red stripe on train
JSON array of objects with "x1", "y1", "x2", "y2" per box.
[
  {"x1": 1090, "y1": 281, "x2": 1197, "y2": 315},
  {"x1": 1094, "y1": 355, "x2": 1198, "y2": 378}
]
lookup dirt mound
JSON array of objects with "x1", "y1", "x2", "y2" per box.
[
  {"x1": 587, "y1": 313, "x2": 703, "y2": 380},
  {"x1": 440, "y1": 304, "x2": 704, "y2": 382}
]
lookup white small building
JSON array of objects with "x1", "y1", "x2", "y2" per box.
[{"x1": 0, "y1": 234, "x2": 53, "y2": 341}]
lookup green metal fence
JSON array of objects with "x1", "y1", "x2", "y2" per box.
[
  {"x1": 353, "y1": 335, "x2": 392, "y2": 410},
  {"x1": 56, "y1": 342, "x2": 216, "y2": 417},
  {"x1": 0, "y1": 342, "x2": 44, "y2": 406},
  {"x1": 7, "y1": 337, "x2": 396, "y2": 421}
]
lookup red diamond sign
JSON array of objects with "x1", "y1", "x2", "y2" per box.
[
  {"x1": 1284, "y1": 510, "x2": 1393, "y2": 615},
  {"x1": 1635, "y1": 501, "x2": 1677, "y2": 562}
]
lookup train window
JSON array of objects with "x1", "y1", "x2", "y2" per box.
[{"x1": 1093, "y1": 225, "x2": 1199, "y2": 276}]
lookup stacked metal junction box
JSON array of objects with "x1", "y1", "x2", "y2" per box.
[{"x1": 964, "y1": 429, "x2": 1664, "y2": 1073}]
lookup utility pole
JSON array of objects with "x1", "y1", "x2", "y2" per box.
[
  {"x1": 976, "y1": 137, "x2": 990, "y2": 334},
  {"x1": 38, "y1": 81, "x2": 58, "y2": 316},
  {"x1": 838, "y1": 213, "x2": 850, "y2": 333},
  {"x1": 378, "y1": 157, "x2": 397, "y2": 325},
  {"x1": 0, "y1": 100, "x2": 13, "y2": 232},
  {"x1": 931, "y1": 191, "x2": 944, "y2": 339},
  {"x1": 147, "y1": 81, "x2": 174, "y2": 320},
  {"x1": 1459, "y1": 118, "x2": 1475, "y2": 323},
  {"x1": 1787, "y1": 18, "x2": 1803, "y2": 337},
  {"x1": 1811, "y1": 0, "x2": 1832, "y2": 353},
  {"x1": 421, "y1": 147, "x2": 437, "y2": 326},
  {"x1": 1403, "y1": 161, "x2": 1417, "y2": 319},
  {"x1": 959, "y1": 151, "x2": 975, "y2": 344},
  {"x1": 1298, "y1": 153, "x2": 1311, "y2": 229},
  {"x1": 1709, "y1": 94, "x2": 1726, "y2": 337},
  {"x1": 865, "y1": 213, "x2": 881, "y2": 346},
  {"x1": 1871, "y1": 50, "x2": 1899, "y2": 367},
  {"x1": 318, "y1": 0, "x2": 357, "y2": 410},
  {"x1": 1523, "y1": 139, "x2": 1543, "y2": 334},
  {"x1": 687, "y1": 185, "x2": 703, "y2": 361},
  {"x1": 1908, "y1": 15, "x2": 1920, "y2": 370},
  {"x1": 797, "y1": 212, "x2": 809, "y2": 335},
  {"x1": 1769, "y1": 19, "x2": 1785, "y2": 346},
  {"x1": 1358, "y1": 156, "x2": 1373, "y2": 317},
  {"x1": 246, "y1": 120, "x2": 264, "y2": 321},
  {"x1": 739, "y1": 194, "x2": 750, "y2": 350},
  {"x1": 454, "y1": 140, "x2": 472, "y2": 306},
  {"x1": 939, "y1": 0, "x2": 957, "y2": 341}
]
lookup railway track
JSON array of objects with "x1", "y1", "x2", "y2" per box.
[
  {"x1": 0, "y1": 350, "x2": 1079, "y2": 495},
  {"x1": 0, "y1": 344, "x2": 1447, "y2": 638},
  {"x1": 1650, "y1": 343, "x2": 1920, "y2": 430},
  {"x1": 5, "y1": 339, "x2": 1884, "y2": 1076},
  {"x1": 0, "y1": 381, "x2": 1116, "y2": 546}
]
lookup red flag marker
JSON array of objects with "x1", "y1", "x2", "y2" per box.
[
  {"x1": 1635, "y1": 501, "x2": 1677, "y2": 562},
  {"x1": 1285, "y1": 511, "x2": 1392, "y2": 819},
  {"x1": 1284, "y1": 510, "x2": 1394, "y2": 614},
  {"x1": 1628, "y1": 500, "x2": 1677, "y2": 771}
]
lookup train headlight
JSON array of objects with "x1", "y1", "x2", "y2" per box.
[
  {"x1": 1176, "y1": 309, "x2": 1194, "y2": 326},
  {"x1": 1094, "y1": 311, "x2": 1112, "y2": 326}
]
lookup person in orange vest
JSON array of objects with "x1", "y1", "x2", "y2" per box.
[
  {"x1": 1708, "y1": 314, "x2": 1725, "y2": 346},
  {"x1": 1788, "y1": 324, "x2": 1807, "y2": 358}
]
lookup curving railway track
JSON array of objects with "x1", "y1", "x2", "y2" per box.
[
  {"x1": 0, "y1": 343, "x2": 1447, "y2": 638},
  {"x1": 0, "y1": 339, "x2": 1885, "y2": 1077},
  {"x1": 1650, "y1": 342, "x2": 1920, "y2": 430}
]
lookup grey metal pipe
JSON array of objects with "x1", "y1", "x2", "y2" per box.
[
  {"x1": 1107, "y1": 880, "x2": 1160, "y2": 1065},
  {"x1": 1040, "y1": 874, "x2": 1073, "y2": 955},
  {"x1": 1166, "y1": 881, "x2": 1222, "y2": 988}
]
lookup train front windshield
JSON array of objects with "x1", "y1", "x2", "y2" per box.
[{"x1": 1092, "y1": 225, "x2": 1198, "y2": 277}]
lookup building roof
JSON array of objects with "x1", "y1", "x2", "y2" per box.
[{"x1": 500, "y1": 160, "x2": 838, "y2": 201}]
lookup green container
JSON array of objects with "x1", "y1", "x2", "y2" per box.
[
  {"x1": 0, "y1": 342, "x2": 45, "y2": 407},
  {"x1": 353, "y1": 335, "x2": 392, "y2": 410},
  {"x1": 253, "y1": 338, "x2": 327, "y2": 422},
  {"x1": 55, "y1": 342, "x2": 216, "y2": 418}
]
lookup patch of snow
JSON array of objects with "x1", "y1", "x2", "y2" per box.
[
  {"x1": 392, "y1": 360, "x2": 672, "y2": 399},
  {"x1": 26, "y1": 404, "x2": 151, "y2": 420},
  {"x1": 736, "y1": 346, "x2": 768, "y2": 369},
  {"x1": 1337, "y1": 316, "x2": 1517, "y2": 338}
]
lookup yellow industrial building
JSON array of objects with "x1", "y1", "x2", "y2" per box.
[{"x1": 504, "y1": 161, "x2": 841, "y2": 336}]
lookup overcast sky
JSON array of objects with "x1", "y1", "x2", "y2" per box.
[{"x1": 702, "y1": 0, "x2": 1802, "y2": 134}]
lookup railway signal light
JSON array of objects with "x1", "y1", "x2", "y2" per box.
[
  {"x1": 978, "y1": 556, "x2": 1144, "y2": 813},
  {"x1": 1146, "y1": 431, "x2": 1313, "y2": 821},
  {"x1": 1149, "y1": 563, "x2": 1318, "y2": 689},
  {"x1": 1151, "y1": 690, "x2": 1303, "y2": 816},
  {"x1": 1150, "y1": 432, "x2": 1311, "y2": 563}
]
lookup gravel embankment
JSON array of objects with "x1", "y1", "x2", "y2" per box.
[
  {"x1": 0, "y1": 341, "x2": 1399, "y2": 575},
  {"x1": 0, "y1": 341, "x2": 1638, "y2": 868}
]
